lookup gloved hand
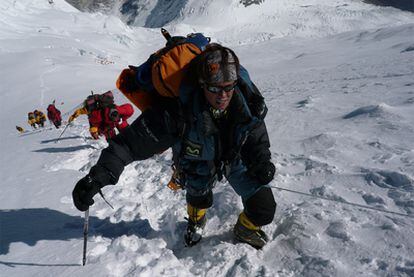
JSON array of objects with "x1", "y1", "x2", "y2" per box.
[
  {"x1": 68, "y1": 115, "x2": 75, "y2": 123},
  {"x1": 249, "y1": 161, "x2": 276, "y2": 185},
  {"x1": 72, "y1": 175, "x2": 102, "y2": 211},
  {"x1": 91, "y1": 132, "x2": 100, "y2": 140},
  {"x1": 89, "y1": 127, "x2": 100, "y2": 139}
]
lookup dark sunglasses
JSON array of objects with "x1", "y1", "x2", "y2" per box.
[{"x1": 205, "y1": 82, "x2": 237, "y2": 94}]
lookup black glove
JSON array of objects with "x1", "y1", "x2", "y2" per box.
[
  {"x1": 72, "y1": 175, "x2": 102, "y2": 211},
  {"x1": 249, "y1": 161, "x2": 275, "y2": 185}
]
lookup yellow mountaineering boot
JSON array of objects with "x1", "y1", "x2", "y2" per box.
[
  {"x1": 233, "y1": 212, "x2": 269, "y2": 249},
  {"x1": 184, "y1": 204, "x2": 207, "y2": 247}
]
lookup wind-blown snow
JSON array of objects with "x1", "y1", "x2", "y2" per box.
[{"x1": 1, "y1": 0, "x2": 414, "y2": 276}]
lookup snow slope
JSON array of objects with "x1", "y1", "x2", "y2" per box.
[
  {"x1": 170, "y1": 0, "x2": 414, "y2": 44},
  {"x1": 68, "y1": 0, "x2": 414, "y2": 43},
  {"x1": 1, "y1": 0, "x2": 414, "y2": 276}
]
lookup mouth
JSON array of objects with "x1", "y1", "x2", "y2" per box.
[{"x1": 216, "y1": 97, "x2": 228, "y2": 105}]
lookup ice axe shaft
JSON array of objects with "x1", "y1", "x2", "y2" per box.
[
  {"x1": 82, "y1": 209, "x2": 89, "y2": 266},
  {"x1": 161, "y1": 28, "x2": 171, "y2": 41},
  {"x1": 55, "y1": 123, "x2": 70, "y2": 143}
]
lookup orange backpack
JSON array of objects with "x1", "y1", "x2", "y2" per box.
[{"x1": 116, "y1": 29, "x2": 210, "y2": 111}]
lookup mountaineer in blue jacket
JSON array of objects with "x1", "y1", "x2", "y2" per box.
[{"x1": 72, "y1": 44, "x2": 276, "y2": 249}]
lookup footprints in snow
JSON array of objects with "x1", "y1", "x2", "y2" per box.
[
  {"x1": 283, "y1": 150, "x2": 413, "y2": 216},
  {"x1": 364, "y1": 169, "x2": 413, "y2": 191},
  {"x1": 325, "y1": 221, "x2": 350, "y2": 242},
  {"x1": 77, "y1": 48, "x2": 116, "y2": 65},
  {"x1": 363, "y1": 169, "x2": 414, "y2": 214}
]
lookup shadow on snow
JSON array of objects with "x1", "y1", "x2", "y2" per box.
[
  {"x1": 0, "y1": 261, "x2": 79, "y2": 267},
  {"x1": 364, "y1": 0, "x2": 414, "y2": 12},
  {"x1": 32, "y1": 145, "x2": 96, "y2": 153},
  {"x1": 40, "y1": 136, "x2": 83, "y2": 144},
  {"x1": 0, "y1": 208, "x2": 155, "y2": 258}
]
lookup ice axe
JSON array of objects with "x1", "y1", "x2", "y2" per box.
[
  {"x1": 81, "y1": 192, "x2": 112, "y2": 266},
  {"x1": 82, "y1": 209, "x2": 89, "y2": 266},
  {"x1": 161, "y1": 28, "x2": 172, "y2": 41},
  {"x1": 55, "y1": 123, "x2": 70, "y2": 143}
]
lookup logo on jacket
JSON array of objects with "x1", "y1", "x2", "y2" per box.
[{"x1": 183, "y1": 139, "x2": 203, "y2": 158}]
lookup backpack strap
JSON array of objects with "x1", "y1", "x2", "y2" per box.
[
  {"x1": 185, "y1": 33, "x2": 210, "y2": 50},
  {"x1": 238, "y1": 66, "x2": 268, "y2": 120}
]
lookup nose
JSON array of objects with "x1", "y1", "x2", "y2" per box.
[{"x1": 217, "y1": 90, "x2": 228, "y2": 97}]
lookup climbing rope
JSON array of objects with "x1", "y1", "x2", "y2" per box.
[{"x1": 270, "y1": 185, "x2": 414, "y2": 219}]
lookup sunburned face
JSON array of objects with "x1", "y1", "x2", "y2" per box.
[{"x1": 203, "y1": 81, "x2": 236, "y2": 111}]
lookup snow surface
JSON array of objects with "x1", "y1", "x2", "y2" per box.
[{"x1": 1, "y1": 0, "x2": 414, "y2": 276}]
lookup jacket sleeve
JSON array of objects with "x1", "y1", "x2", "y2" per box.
[
  {"x1": 90, "y1": 107, "x2": 181, "y2": 186},
  {"x1": 69, "y1": 107, "x2": 88, "y2": 122},
  {"x1": 117, "y1": 103, "x2": 134, "y2": 119},
  {"x1": 116, "y1": 103, "x2": 134, "y2": 130},
  {"x1": 241, "y1": 120, "x2": 272, "y2": 173}
]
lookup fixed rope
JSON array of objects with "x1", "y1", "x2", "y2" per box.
[{"x1": 270, "y1": 185, "x2": 414, "y2": 219}]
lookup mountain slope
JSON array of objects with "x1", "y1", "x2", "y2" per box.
[{"x1": 65, "y1": 0, "x2": 414, "y2": 43}]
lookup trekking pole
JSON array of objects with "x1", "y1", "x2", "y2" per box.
[
  {"x1": 82, "y1": 209, "x2": 89, "y2": 266},
  {"x1": 55, "y1": 123, "x2": 70, "y2": 143}
]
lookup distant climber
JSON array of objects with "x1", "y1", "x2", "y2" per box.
[
  {"x1": 68, "y1": 91, "x2": 134, "y2": 140},
  {"x1": 34, "y1": 110, "x2": 47, "y2": 128},
  {"x1": 27, "y1": 112, "x2": 37, "y2": 129},
  {"x1": 47, "y1": 101, "x2": 62, "y2": 128}
]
